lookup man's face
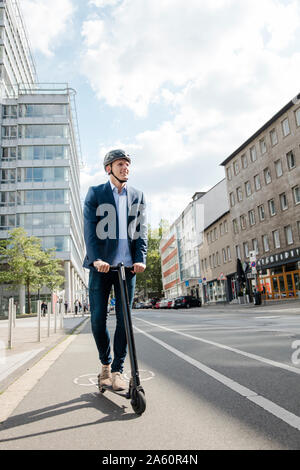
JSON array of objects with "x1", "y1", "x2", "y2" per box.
[{"x1": 108, "y1": 158, "x2": 130, "y2": 181}]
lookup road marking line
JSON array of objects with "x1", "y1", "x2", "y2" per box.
[
  {"x1": 135, "y1": 318, "x2": 300, "y2": 376},
  {"x1": 133, "y1": 324, "x2": 300, "y2": 431}
]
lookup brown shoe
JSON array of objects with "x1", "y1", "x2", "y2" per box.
[
  {"x1": 98, "y1": 364, "x2": 112, "y2": 388},
  {"x1": 112, "y1": 372, "x2": 127, "y2": 391}
]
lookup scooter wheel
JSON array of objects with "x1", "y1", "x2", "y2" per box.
[{"x1": 131, "y1": 389, "x2": 146, "y2": 416}]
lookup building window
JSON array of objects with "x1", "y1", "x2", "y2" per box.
[
  {"x1": 227, "y1": 167, "x2": 232, "y2": 181},
  {"x1": 262, "y1": 234, "x2": 270, "y2": 252},
  {"x1": 263, "y1": 167, "x2": 272, "y2": 184},
  {"x1": 282, "y1": 118, "x2": 290, "y2": 137},
  {"x1": 284, "y1": 225, "x2": 293, "y2": 245},
  {"x1": 236, "y1": 187, "x2": 243, "y2": 202},
  {"x1": 219, "y1": 223, "x2": 223, "y2": 236},
  {"x1": 245, "y1": 181, "x2": 252, "y2": 197},
  {"x1": 243, "y1": 242, "x2": 249, "y2": 258},
  {"x1": 19, "y1": 104, "x2": 67, "y2": 118},
  {"x1": 268, "y1": 199, "x2": 276, "y2": 216},
  {"x1": 250, "y1": 146, "x2": 257, "y2": 162},
  {"x1": 280, "y1": 192, "x2": 288, "y2": 211},
  {"x1": 295, "y1": 108, "x2": 300, "y2": 127},
  {"x1": 233, "y1": 219, "x2": 239, "y2": 234},
  {"x1": 2, "y1": 126, "x2": 17, "y2": 139},
  {"x1": 2, "y1": 105, "x2": 17, "y2": 119},
  {"x1": 2, "y1": 147, "x2": 16, "y2": 161},
  {"x1": 236, "y1": 245, "x2": 241, "y2": 259},
  {"x1": 254, "y1": 174, "x2": 261, "y2": 191},
  {"x1": 230, "y1": 192, "x2": 235, "y2": 207},
  {"x1": 18, "y1": 124, "x2": 69, "y2": 139},
  {"x1": 252, "y1": 238, "x2": 259, "y2": 255},
  {"x1": 248, "y1": 209, "x2": 256, "y2": 226},
  {"x1": 286, "y1": 150, "x2": 296, "y2": 170},
  {"x1": 293, "y1": 186, "x2": 300, "y2": 204},
  {"x1": 224, "y1": 220, "x2": 228, "y2": 233},
  {"x1": 240, "y1": 214, "x2": 247, "y2": 230},
  {"x1": 227, "y1": 246, "x2": 231, "y2": 260},
  {"x1": 241, "y1": 154, "x2": 248, "y2": 169},
  {"x1": 233, "y1": 160, "x2": 239, "y2": 175},
  {"x1": 298, "y1": 221, "x2": 300, "y2": 239},
  {"x1": 273, "y1": 230, "x2": 281, "y2": 249},
  {"x1": 274, "y1": 159, "x2": 283, "y2": 178},
  {"x1": 258, "y1": 204, "x2": 265, "y2": 221},
  {"x1": 270, "y1": 128, "x2": 278, "y2": 146},
  {"x1": 1, "y1": 169, "x2": 15, "y2": 183},
  {"x1": 222, "y1": 248, "x2": 227, "y2": 263},
  {"x1": 260, "y1": 138, "x2": 267, "y2": 154}
]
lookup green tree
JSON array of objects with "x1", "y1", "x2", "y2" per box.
[
  {"x1": 136, "y1": 224, "x2": 164, "y2": 298},
  {"x1": 0, "y1": 228, "x2": 64, "y2": 314}
]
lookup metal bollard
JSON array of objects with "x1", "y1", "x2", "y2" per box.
[
  {"x1": 37, "y1": 300, "x2": 41, "y2": 342},
  {"x1": 8, "y1": 298, "x2": 14, "y2": 349},
  {"x1": 47, "y1": 302, "x2": 51, "y2": 337},
  {"x1": 54, "y1": 302, "x2": 58, "y2": 334}
]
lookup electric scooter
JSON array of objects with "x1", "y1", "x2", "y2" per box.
[{"x1": 98, "y1": 263, "x2": 146, "y2": 416}]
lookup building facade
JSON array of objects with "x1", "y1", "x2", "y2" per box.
[
  {"x1": 199, "y1": 211, "x2": 235, "y2": 303},
  {"x1": 0, "y1": 1, "x2": 87, "y2": 314},
  {"x1": 221, "y1": 95, "x2": 300, "y2": 301},
  {"x1": 160, "y1": 223, "x2": 181, "y2": 299}
]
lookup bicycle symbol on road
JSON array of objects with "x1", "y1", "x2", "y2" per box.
[{"x1": 73, "y1": 370, "x2": 155, "y2": 387}]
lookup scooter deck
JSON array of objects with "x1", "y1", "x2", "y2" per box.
[{"x1": 99, "y1": 384, "x2": 129, "y2": 398}]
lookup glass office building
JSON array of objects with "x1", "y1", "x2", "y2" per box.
[{"x1": 0, "y1": 1, "x2": 87, "y2": 314}]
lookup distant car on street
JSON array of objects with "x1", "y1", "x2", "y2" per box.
[{"x1": 174, "y1": 296, "x2": 201, "y2": 309}]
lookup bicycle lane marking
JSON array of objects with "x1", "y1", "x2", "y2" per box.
[
  {"x1": 135, "y1": 317, "x2": 300, "y2": 376},
  {"x1": 132, "y1": 321, "x2": 300, "y2": 432}
]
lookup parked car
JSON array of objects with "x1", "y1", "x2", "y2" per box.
[
  {"x1": 159, "y1": 299, "x2": 169, "y2": 309},
  {"x1": 144, "y1": 300, "x2": 153, "y2": 309},
  {"x1": 154, "y1": 300, "x2": 162, "y2": 309},
  {"x1": 134, "y1": 302, "x2": 142, "y2": 309},
  {"x1": 174, "y1": 296, "x2": 202, "y2": 309},
  {"x1": 167, "y1": 299, "x2": 174, "y2": 309}
]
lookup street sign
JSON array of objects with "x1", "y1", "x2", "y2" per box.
[
  {"x1": 218, "y1": 272, "x2": 227, "y2": 281},
  {"x1": 198, "y1": 279, "x2": 203, "y2": 284},
  {"x1": 247, "y1": 273, "x2": 256, "y2": 279}
]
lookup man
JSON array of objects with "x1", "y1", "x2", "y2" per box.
[{"x1": 83, "y1": 149, "x2": 147, "y2": 391}]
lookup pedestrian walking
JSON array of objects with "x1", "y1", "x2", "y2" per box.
[
  {"x1": 74, "y1": 299, "x2": 79, "y2": 315},
  {"x1": 41, "y1": 302, "x2": 47, "y2": 317},
  {"x1": 83, "y1": 149, "x2": 147, "y2": 391},
  {"x1": 64, "y1": 301, "x2": 68, "y2": 314}
]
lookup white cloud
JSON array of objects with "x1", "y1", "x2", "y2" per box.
[
  {"x1": 21, "y1": 0, "x2": 75, "y2": 56},
  {"x1": 80, "y1": 0, "x2": 300, "y2": 226},
  {"x1": 81, "y1": 0, "x2": 300, "y2": 116}
]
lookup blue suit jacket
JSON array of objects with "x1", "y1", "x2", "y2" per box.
[{"x1": 83, "y1": 181, "x2": 148, "y2": 271}]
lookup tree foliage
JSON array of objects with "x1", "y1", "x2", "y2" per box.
[{"x1": 0, "y1": 228, "x2": 64, "y2": 313}]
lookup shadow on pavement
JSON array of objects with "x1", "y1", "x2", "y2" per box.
[{"x1": 0, "y1": 392, "x2": 138, "y2": 444}]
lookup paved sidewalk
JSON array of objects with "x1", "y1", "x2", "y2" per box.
[
  {"x1": 0, "y1": 313, "x2": 90, "y2": 392},
  {"x1": 200, "y1": 298, "x2": 300, "y2": 312}
]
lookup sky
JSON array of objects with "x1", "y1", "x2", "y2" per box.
[{"x1": 21, "y1": 0, "x2": 300, "y2": 228}]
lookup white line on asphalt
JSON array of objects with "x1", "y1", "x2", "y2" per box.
[
  {"x1": 135, "y1": 318, "x2": 300, "y2": 376},
  {"x1": 133, "y1": 324, "x2": 300, "y2": 431},
  {"x1": 255, "y1": 316, "x2": 281, "y2": 319}
]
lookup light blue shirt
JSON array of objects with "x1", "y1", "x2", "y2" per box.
[{"x1": 110, "y1": 181, "x2": 133, "y2": 267}]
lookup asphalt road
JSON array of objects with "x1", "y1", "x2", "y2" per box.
[{"x1": 1, "y1": 307, "x2": 300, "y2": 450}]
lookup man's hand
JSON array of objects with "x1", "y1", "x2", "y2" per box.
[
  {"x1": 93, "y1": 260, "x2": 110, "y2": 273},
  {"x1": 132, "y1": 263, "x2": 146, "y2": 274}
]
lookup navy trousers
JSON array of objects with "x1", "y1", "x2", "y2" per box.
[{"x1": 88, "y1": 269, "x2": 136, "y2": 373}]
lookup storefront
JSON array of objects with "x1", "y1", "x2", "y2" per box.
[{"x1": 256, "y1": 248, "x2": 300, "y2": 300}]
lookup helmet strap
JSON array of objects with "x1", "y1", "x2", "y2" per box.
[{"x1": 109, "y1": 165, "x2": 128, "y2": 184}]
